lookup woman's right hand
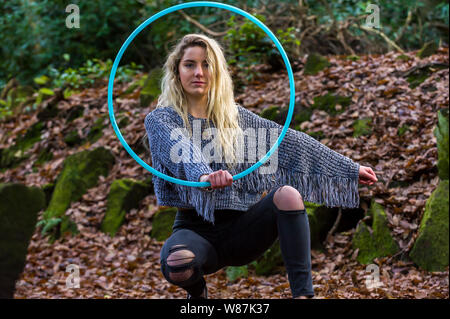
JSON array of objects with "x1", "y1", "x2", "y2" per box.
[{"x1": 199, "y1": 170, "x2": 233, "y2": 189}]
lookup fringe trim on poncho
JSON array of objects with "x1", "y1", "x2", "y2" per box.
[{"x1": 173, "y1": 164, "x2": 360, "y2": 224}]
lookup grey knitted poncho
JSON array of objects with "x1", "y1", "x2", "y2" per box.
[{"x1": 145, "y1": 105, "x2": 360, "y2": 224}]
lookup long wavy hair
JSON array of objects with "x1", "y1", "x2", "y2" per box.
[{"x1": 142, "y1": 33, "x2": 243, "y2": 171}]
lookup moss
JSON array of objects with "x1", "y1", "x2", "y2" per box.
[
  {"x1": 64, "y1": 130, "x2": 83, "y2": 147},
  {"x1": 346, "y1": 55, "x2": 360, "y2": 61},
  {"x1": 416, "y1": 41, "x2": 438, "y2": 59},
  {"x1": 312, "y1": 93, "x2": 351, "y2": 116},
  {"x1": 36, "y1": 100, "x2": 61, "y2": 122},
  {"x1": 353, "y1": 117, "x2": 372, "y2": 137},
  {"x1": 409, "y1": 180, "x2": 449, "y2": 271},
  {"x1": 407, "y1": 72, "x2": 430, "y2": 89},
  {"x1": 294, "y1": 108, "x2": 313, "y2": 125},
  {"x1": 140, "y1": 68, "x2": 163, "y2": 107},
  {"x1": 150, "y1": 207, "x2": 178, "y2": 241},
  {"x1": 0, "y1": 183, "x2": 46, "y2": 298},
  {"x1": 86, "y1": 115, "x2": 107, "y2": 144},
  {"x1": 433, "y1": 108, "x2": 449, "y2": 180},
  {"x1": 0, "y1": 121, "x2": 44, "y2": 169},
  {"x1": 398, "y1": 124, "x2": 410, "y2": 136},
  {"x1": 42, "y1": 147, "x2": 115, "y2": 239},
  {"x1": 352, "y1": 200, "x2": 399, "y2": 265},
  {"x1": 307, "y1": 130, "x2": 324, "y2": 140},
  {"x1": 118, "y1": 116, "x2": 130, "y2": 128},
  {"x1": 64, "y1": 105, "x2": 84, "y2": 123},
  {"x1": 371, "y1": 202, "x2": 399, "y2": 257},
  {"x1": 260, "y1": 105, "x2": 280, "y2": 121},
  {"x1": 34, "y1": 146, "x2": 54, "y2": 167},
  {"x1": 101, "y1": 178, "x2": 150, "y2": 236},
  {"x1": 254, "y1": 239, "x2": 283, "y2": 276},
  {"x1": 352, "y1": 220, "x2": 378, "y2": 264},
  {"x1": 304, "y1": 53, "x2": 331, "y2": 75},
  {"x1": 226, "y1": 265, "x2": 249, "y2": 282},
  {"x1": 396, "y1": 54, "x2": 412, "y2": 61},
  {"x1": 407, "y1": 64, "x2": 447, "y2": 89}
]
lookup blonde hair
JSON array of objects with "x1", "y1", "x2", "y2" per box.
[{"x1": 142, "y1": 33, "x2": 243, "y2": 171}]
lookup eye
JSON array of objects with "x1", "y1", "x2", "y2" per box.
[{"x1": 185, "y1": 63, "x2": 193, "y2": 68}]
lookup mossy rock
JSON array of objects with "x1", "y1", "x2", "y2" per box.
[
  {"x1": 0, "y1": 122, "x2": 45, "y2": 169},
  {"x1": 41, "y1": 183, "x2": 55, "y2": 209},
  {"x1": 304, "y1": 53, "x2": 331, "y2": 75},
  {"x1": 150, "y1": 207, "x2": 178, "y2": 241},
  {"x1": 346, "y1": 55, "x2": 360, "y2": 61},
  {"x1": 260, "y1": 105, "x2": 312, "y2": 129},
  {"x1": 0, "y1": 183, "x2": 46, "y2": 298},
  {"x1": 36, "y1": 98, "x2": 61, "y2": 122},
  {"x1": 312, "y1": 92, "x2": 351, "y2": 116},
  {"x1": 140, "y1": 68, "x2": 163, "y2": 107},
  {"x1": 433, "y1": 108, "x2": 449, "y2": 180},
  {"x1": 352, "y1": 200, "x2": 399, "y2": 265},
  {"x1": 62, "y1": 104, "x2": 84, "y2": 123},
  {"x1": 307, "y1": 204, "x2": 338, "y2": 250},
  {"x1": 118, "y1": 115, "x2": 130, "y2": 128},
  {"x1": 86, "y1": 115, "x2": 107, "y2": 144},
  {"x1": 407, "y1": 70, "x2": 431, "y2": 89},
  {"x1": 34, "y1": 146, "x2": 54, "y2": 167},
  {"x1": 260, "y1": 105, "x2": 281, "y2": 122},
  {"x1": 254, "y1": 239, "x2": 284, "y2": 276},
  {"x1": 406, "y1": 64, "x2": 448, "y2": 89},
  {"x1": 353, "y1": 117, "x2": 372, "y2": 137},
  {"x1": 17, "y1": 122, "x2": 44, "y2": 152},
  {"x1": 64, "y1": 130, "x2": 83, "y2": 147},
  {"x1": 416, "y1": 41, "x2": 438, "y2": 59},
  {"x1": 101, "y1": 178, "x2": 152, "y2": 236},
  {"x1": 294, "y1": 108, "x2": 313, "y2": 125},
  {"x1": 41, "y1": 147, "x2": 115, "y2": 239},
  {"x1": 409, "y1": 180, "x2": 449, "y2": 271}
]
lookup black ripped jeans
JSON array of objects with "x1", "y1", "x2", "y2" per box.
[{"x1": 159, "y1": 186, "x2": 315, "y2": 298}]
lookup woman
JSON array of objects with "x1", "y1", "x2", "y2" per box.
[{"x1": 143, "y1": 34, "x2": 377, "y2": 299}]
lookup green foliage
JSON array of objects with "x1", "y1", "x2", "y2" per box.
[
  {"x1": 0, "y1": 0, "x2": 447, "y2": 94},
  {"x1": 224, "y1": 15, "x2": 301, "y2": 82},
  {"x1": 305, "y1": 0, "x2": 448, "y2": 51},
  {"x1": 0, "y1": 57, "x2": 142, "y2": 121},
  {"x1": 224, "y1": 15, "x2": 272, "y2": 81},
  {"x1": 0, "y1": 0, "x2": 146, "y2": 89},
  {"x1": 47, "y1": 57, "x2": 143, "y2": 91},
  {"x1": 225, "y1": 265, "x2": 249, "y2": 282},
  {"x1": 304, "y1": 53, "x2": 331, "y2": 75}
]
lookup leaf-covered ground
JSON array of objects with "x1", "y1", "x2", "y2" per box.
[{"x1": 1, "y1": 48, "x2": 448, "y2": 299}]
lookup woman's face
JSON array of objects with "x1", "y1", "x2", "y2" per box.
[{"x1": 178, "y1": 46, "x2": 211, "y2": 99}]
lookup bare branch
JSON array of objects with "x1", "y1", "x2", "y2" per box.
[
  {"x1": 359, "y1": 24, "x2": 405, "y2": 53},
  {"x1": 178, "y1": 11, "x2": 229, "y2": 37}
]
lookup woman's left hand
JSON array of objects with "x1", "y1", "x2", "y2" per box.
[{"x1": 358, "y1": 165, "x2": 378, "y2": 185}]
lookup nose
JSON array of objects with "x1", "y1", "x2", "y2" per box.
[{"x1": 194, "y1": 64, "x2": 204, "y2": 77}]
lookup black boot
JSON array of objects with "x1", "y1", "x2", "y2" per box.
[{"x1": 187, "y1": 284, "x2": 208, "y2": 299}]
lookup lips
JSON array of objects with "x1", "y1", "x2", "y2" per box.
[{"x1": 192, "y1": 81, "x2": 205, "y2": 84}]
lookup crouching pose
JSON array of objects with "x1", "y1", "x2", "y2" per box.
[{"x1": 143, "y1": 34, "x2": 378, "y2": 299}]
